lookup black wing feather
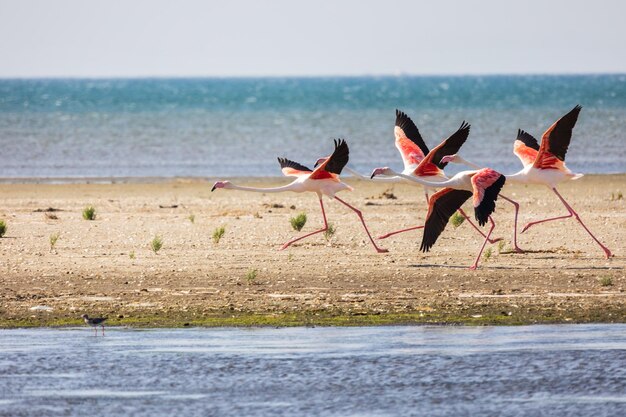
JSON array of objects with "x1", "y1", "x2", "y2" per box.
[
  {"x1": 474, "y1": 174, "x2": 505, "y2": 226},
  {"x1": 517, "y1": 129, "x2": 539, "y2": 150},
  {"x1": 432, "y1": 121, "x2": 471, "y2": 169},
  {"x1": 277, "y1": 157, "x2": 312, "y2": 173},
  {"x1": 545, "y1": 105, "x2": 582, "y2": 161},
  {"x1": 396, "y1": 109, "x2": 429, "y2": 156},
  {"x1": 420, "y1": 189, "x2": 473, "y2": 252},
  {"x1": 324, "y1": 139, "x2": 349, "y2": 175}
]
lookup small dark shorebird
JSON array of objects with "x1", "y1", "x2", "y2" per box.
[{"x1": 82, "y1": 314, "x2": 107, "y2": 336}]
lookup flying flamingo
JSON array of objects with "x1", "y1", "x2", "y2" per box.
[
  {"x1": 371, "y1": 165, "x2": 507, "y2": 269},
  {"x1": 346, "y1": 109, "x2": 501, "y2": 244},
  {"x1": 441, "y1": 105, "x2": 611, "y2": 258},
  {"x1": 211, "y1": 139, "x2": 388, "y2": 253}
]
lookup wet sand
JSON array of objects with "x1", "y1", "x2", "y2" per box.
[{"x1": 0, "y1": 175, "x2": 624, "y2": 327}]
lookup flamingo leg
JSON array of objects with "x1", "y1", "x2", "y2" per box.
[
  {"x1": 458, "y1": 208, "x2": 503, "y2": 245},
  {"x1": 102, "y1": 326, "x2": 105, "y2": 336},
  {"x1": 554, "y1": 188, "x2": 611, "y2": 258},
  {"x1": 333, "y1": 196, "x2": 388, "y2": 253},
  {"x1": 279, "y1": 198, "x2": 328, "y2": 250},
  {"x1": 94, "y1": 327, "x2": 97, "y2": 337},
  {"x1": 470, "y1": 216, "x2": 496, "y2": 270},
  {"x1": 499, "y1": 195, "x2": 523, "y2": 253},
  {"x1": 522, "y1": 188, "x2": 612, "y2": 258},
  {"x1": 378, "y1": 225, "x2": 424, "y2": 240},
  {"x1": 377, "y1": 189, "x2": 429, "y2": 240}
]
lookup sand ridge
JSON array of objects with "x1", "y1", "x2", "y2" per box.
[{"x1": 0, "y1": 175, "x2": 624, "y2": 326}]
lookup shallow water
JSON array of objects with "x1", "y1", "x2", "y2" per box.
[
  {"x1": 0, "y1": 325, "x2": 625, "y2": 416},
  {"x1": 1, "y1": 76, "x2": 626, "y2": 178}
]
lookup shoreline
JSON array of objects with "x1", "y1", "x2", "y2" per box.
[{"x1": 0, "y1": 175, "x2": 624, "y2": 327}]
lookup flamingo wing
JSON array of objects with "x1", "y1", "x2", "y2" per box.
[
  {"x1": 471, "y1": 168, "x2": 506, "y2": 226},
  {"x1": 513, "y1": 129, "x2": 539, "y2": 167},
  {"x1": 413, "y1": 121, "x2": 471, "y2": 176},
  {"x1": 420, "y1": 188, "x2": 473, "y2": 252},
  {"x1": 309, "y1": 139, "x2": 349, "y2": 180},
  {"x1": 277, "y1": 157, "x2": 312, "y2": 177},
  {"x1": 533, "y1": 105, "x2": 582, "y2": 169},
  {"x1": 394, "y1": 109, "x2": 428, "y2": 169}
]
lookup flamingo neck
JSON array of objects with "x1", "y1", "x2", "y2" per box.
[
  {"x1": 226, "y1": 183, "x2": 297, "y2": 193},
  {"x1": 452, "y1": 155, "x2": 482, "y2": 170},
  {"x1": 388, "y1": 170, "x2": 458, "y2": 188}
]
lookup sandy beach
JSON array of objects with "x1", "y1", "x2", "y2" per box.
[{"x1": 0, "y1": 175, "x2": 624, "y2": 327}]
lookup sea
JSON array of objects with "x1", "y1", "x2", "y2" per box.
[
  {"x1": 1, "y1": 75, "x2": 625, "y2": 179},
  {"x1": 1, "y1": 325, "x2": 625, "y2": 417}
]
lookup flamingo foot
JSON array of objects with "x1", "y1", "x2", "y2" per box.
[
  {"x1": 521, "y1": 223, "x2": 533, "y2": 233},
  {"x1": 376, "y1": 248, "x2": 389, "y2": 253},
  {"x1": 377, "y1": 233, "x2": 395, "y2": 240},
  {"x1": 603, "y1": 248, "x2": 612, "y2": 259},
  {"x1": 487, "y1": 237, "x2": 503, "y2": 244},
  {"x1": 469, "y1": 264, "x2": 478, "y2": 271},
  {"x1": 512, "y1": 246, "x2": 525, "y2": 254}
]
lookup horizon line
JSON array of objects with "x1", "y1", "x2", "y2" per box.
[{"x1": 1, "y1": 71, "x2": 625, "y2": 80}]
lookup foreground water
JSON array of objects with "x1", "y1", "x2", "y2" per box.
[
  {"x1": 0, "y1": 325, "x2": 624, "y2": 416},
  {"x1": 1, "y1": 76, "x2": 626, "y2": 179}
]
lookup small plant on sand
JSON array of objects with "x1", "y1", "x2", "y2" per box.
[
  {"x1": 599, "y1": 276, "x2": 613, "y2": 287},
  {"x1": 450, "y1": 212, "x2": 465, "y2": 228},
  {"x1": 290, "y1": 213, "x2": 307, "y2": 231},
  {"x1": 483, "y1": 247, "x2": 493, "y2": 261},
  {"x1": 246, "y1": 268, "x2": 258, "y2": 284},
  {"x1": 610, "y1": 191, "x2": 623, "y2": 201},
  {"x1": 150, "y1": 235, "x2": 163, "y2": 254},
  {"x1": 129, "y1": 251, "x2": 136, "y2": 260},
  {"x1": 0, "y1": 220, "x2": 6, "y2": 238},
  {"x1": 324, "y1": 223, "x2": 336, "y2": 242},
  {"x1": 188, "y1": 214, "x2": 195, "y2": 224},
  {"x1": 82, "y1": 206, "x2": 96, "y2": 220},
  {"x1": 49, "y1": 232, "x2": 60, "y2": 252},
  {"x1": 213, "y1": 226, "x2": 226, "y2": 244},
  {"x1": 497, "y1": 240, "x2": 506, "y2": 253}
]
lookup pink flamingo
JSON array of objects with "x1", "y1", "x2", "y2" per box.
[
  {"x1": 371, "y1": 165, "x2": 507, "y2": 269},
  {"x1": 347, "y1": 110, "x2": 501, "y2": 244},
  {"x1": 211, "y1": 139, "x2": 388, "y2": 253},
  {"x1": 443, "y1": 105, "x2": 611, "y2": 258}
]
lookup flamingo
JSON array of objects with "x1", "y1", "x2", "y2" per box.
[
  {"x1": 442, "y1": 105, "x2": 612, "y2": 258},
  {"x1": 371, "y1": 165, "x2": 507, "y2": 269},
  {"x1": 347, "y1": 109, "x2": 501, "y2": 244},
  {"x1": 211, "y1": 139, "x2": 388, "y2": 253}
]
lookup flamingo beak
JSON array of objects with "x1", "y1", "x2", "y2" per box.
[
  {"x1": 370, "y1": 170, "x2": 378, "y2": 179},
  {"x1": 211, "y1": 183, "x2": 217, "y2": 192}
]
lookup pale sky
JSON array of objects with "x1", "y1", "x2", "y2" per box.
[{"x1": 0, "y1": 0, "x2": 624, "y2": 78}]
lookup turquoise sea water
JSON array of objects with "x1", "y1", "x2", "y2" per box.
[{"x1": 1, "y1": 75, "x2": 625, "y2": 178}]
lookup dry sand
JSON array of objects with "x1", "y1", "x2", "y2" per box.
[{"x1": 0, "y1": 175, "x2": 624, "y2": 326}]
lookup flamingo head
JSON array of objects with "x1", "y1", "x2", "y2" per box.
[
  {"x1": 314, "y1": 157, "x2": 328, "y2": 167},
  {"x1": 211, "y1": 180, "x2": 231, "y2": 192},
  {"x1": 440, "y1": 154, "x2": 459, "y2": 165},
  {"x1": 81, "y1": 314, "x2": 88, "y2": 319},
  {"x1": 370, "y1": 167, "x2": 392, "y2": 179}
]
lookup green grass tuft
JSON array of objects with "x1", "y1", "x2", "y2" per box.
[
  {"x1": 49, "y1": 232, "x2": 60, "y2": 252},
  {"x1": 212, "y1": 226, "x2": 226, "y2": 244},
  {"x1": 0, "y1": 220, "x2": 6, "y2": 238},
  {"x1": 151, "y1": 235, "x2": 163, "y2": 254},
  {"x1": 324, "y1": 223, "x2": 336, "y2": 241},
  {"x1": 290, "y1": 213, "x2": 307, "y2": 231},
  {"x1": 188, "y1": 214, "x2": 195, "y2": 224},
  {"x1": 82, "y1": 206, "x2": 96, "y2": 220},
  {"x1": 246, "y1": 268, "x2": 258, "y2": 284},
  {"x1": 450, "y1": 212, "x2": 465, "y2": 228},
  {"x1": 599, "y1": 276, "x2": 613, "y2": 287},
  {"x1": 483, "y1": 247, "x2": 493, "y2": 261},
  {"x1": 129, "y1": 251, "x2": 136, "y2": 259}
]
